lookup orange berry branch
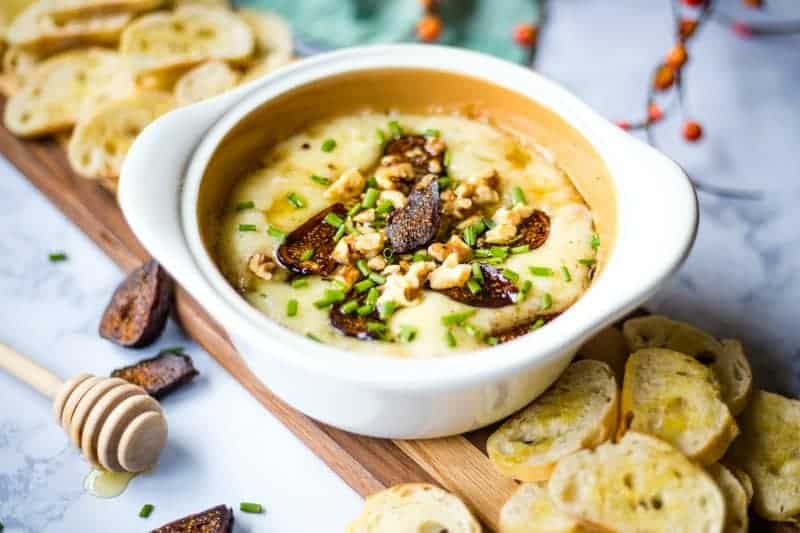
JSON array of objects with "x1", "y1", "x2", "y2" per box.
[{"x1": 415, "y1": 0, "x2": 800, "y2": 199}]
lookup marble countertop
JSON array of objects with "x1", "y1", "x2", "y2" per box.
[{"x1": 1, "y1": 2, "x2": 798, "y2": 532}]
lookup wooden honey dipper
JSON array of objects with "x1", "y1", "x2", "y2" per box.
[{"x1": 0, "y1": 342, "x2": 167, "y2": 473}]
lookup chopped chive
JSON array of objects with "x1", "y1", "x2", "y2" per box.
[
  {"x1": 48, "y1": 252, "x2": 68, "y2": 262},
  {"x1": 474, "y1": 249, "x2": 492, "y2": 258},
  {"x1": 355, "y1": 279, "x2": 375, "y2": 293},
  {"x1": 291, "y1": 278, "x2": 308, "y2": 289},
  {"x1": 287, "y1": 299, "x2": 298, "y2": 317},
  {"x1": 464, "y1": 323, "x2": 482, "y2": 338},
  {"x1": 376, "y1": 199, "x2": 394, "y2": 215},
  {"x1": 240, "y1": 502, "x2": 263, "y2": 514},
  {"x1": 310, "y1": 174, "x2": 330, "y2": 186},
  {"x1": 579, "y1": 258, "x2": 597, "y2": 266},
  {"x1": 267, "y1": 226, "x2": 287, "y2": 241},
  {"x1": 520, "y1": 279, "x2": 533, "y2": 295},
  {"x1": 348, "y1": 203, "x2": 363, "y2": 216},
  {"x1": 286, "y1": 192, "x2": 305, "y2": 209},
  {"x1": 366, "y1": 176, "x2": 378, "y2": 189},
  {"x1": 444, "y1": 149, "x2": 452, "y2": 167},
  {"x1": 366, "y1": 287, "x2": 380, "y2": 306},
  {"x1": 463, "y1": 225, "x2": 477, "y2": 247},
  {"x1": 388, "y1": 120, "x2": 403, "y2": 137},
  {"x1": 306, "y1": 332, "x2": 322, "y2": 342},
  {"x1": 356, "y1": 259, "x2": 370, "y2": 277},
  {"x1": 378, "y1": 300, "x2": 397, "y2": 320},
  {"x1": 502, "y1": 268, "x2": 519, "y2": 282},
  {"x1": 530, "y1": 318, "x2": 545, "y2": 331},
  {"x1": 369, "y1": 272, "x2": 386, "y2": 285},
  {"x1": 236, "y1": 200, "x2": 255, "y2": 212},
  {"x1": 511, "y1": 186, "x2": 527, "y2": 205},
  {"x1": 376, "y1": 129, "x2": 386, "y2": 146},
  {"x1": 529, "y1": 266, "x2": 554, "y2": 277},
  {"x1": 341, "y1": 300, "x2": 359, "y2": 314},
  {"x1": 560, "y1": 266, "x2": 572, "y2": 282},
  {"x1": 313, "y1": 289, "x2": 345, "y2": 308},
  {"x1": 490, "y1": 246, "x2": 509, "y2": 258},
  {"x1": 486, "y1": 336, "x2": 499, "y2": 346},
  {"x1": 541, "y1": 292, "x2": 552, "y2": 310},
  {"x1": 357, "y1": 303, "x2": 375, "y2": 316},
  {"x1": 139, "y1": 504, "x2": 154, "y2": 518},
  {"x1": 324, "y1": 212, "x2": 344, "y2": 228},
  {"x1": 482, "y1": 217, "x2": 496, "y2": 229},
  {"x1": 424, "y1": 128, "x2": 441, "y2": 138},
  {"x1": 471, "y1": 263, "x2": 484, "y2": 282},
  {"x1": 441, "y1": 309, "x2": 477, "y2": 327},
  {"x1": 437, "y1": 177, "x2": 452, "y2": 190},
  {"x1": 467, "y1": 279, "x2": 482, "y2": 294},
  {"x1": 413, "y1": 251, "x2": 432, "y2": 262},
  {"x1": 471, "y1": 220, "x2": 487, "y2": 235},
  {"x1": 333, "y1": 224, "x2": 346, "y2": 241},
  {"x1": 331, "y1": 279, "x2": 348, "y2": 291},
  {"x1": 367, "y1": 321, "x2": 387, "y2": 334},
  {"x1": 362, "y1": 187, "x2": 379, "y2": 208},
  {"x1": 238, "y1": 224, "x2": 257, "y2": 232},
  {"x1": 483, "y1": 257, "x2": 505, "y2": 265},
  {"x1": 591, "y1": 233, "x2": 601, "y2": 250},
  {"x1": 399, "y1": 325, "x2": 417, "y2": 343},
  {"x1": 510, "y1": 244, "x2": 530, "y2": 255},
  {"x1": 159, "y1": 346, "x2": 185, "y2": 354},
  {"x1": 300, "y1": 248, "x2": 315, "y2": 261},
  {"x1": 445, "y1": 330, "x2": 457, "y2": 348},
  {"x1": 382, "y1": 247, "x2": 396, "y2": 262},
  {"x1": 321, "y1": 138, "x2": 337, "y2": 152}
]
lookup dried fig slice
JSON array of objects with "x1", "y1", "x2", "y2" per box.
[
  {"x1": 438, "y1": 263, "x2": 517, "y2": 308},
  {"x1": 493, "y1": 314, "x2": 559, "y2": 344},
  {"x1": 276, "y1": 203, "x2": 348, "y2": 276},
  {"x1": 329, "y1": 299, "x2": 380, "y2": 340},
  {"x1": 384, "y1": 134, "x2": 444, "y2": 180},
  {"x1": 517, "y1": 209, "x2": 551, "y2": 250},
  {"x1": 111, "y1": 349, "x2": 198, "y2": 399},
  {"x1": 99, "y1": 260, "x2": 173, "y2": 348},
  {"x1": 386, "y1": 180, "x2": 440, "y2": 254},
  {"x1": 151, "y1": 504, "x2": 233, "y2": 533}
]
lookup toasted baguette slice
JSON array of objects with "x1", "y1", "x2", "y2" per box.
[
  {"x1": 500, "y1": 483, "x2": 596, "y2": 533},
  {"x1": 68, "y1": 91, "x2": 175, "y2": 179},
  {"x1": 4, "y1": 48, "x2": 133, "y2": 136},
  {"x1": 706, "y1": 463, "x2": 748, "y2": 533},
  {"x1": 619, "y1": 348, "x2": 738, "y2": 465},
  {"x1": 45, "y1": 0, "x2": 163, "y2": 22},
  {"x1": 237, "y1": 8, "x2": 292, "y2": 62},
  {"x1": 6, "y1": 1, "x2": 131, "y2": 54},
  {"x1": 120, "y1": 5, "x2": 254, "y2": 75},
  {"x1": 726, "y1": 390, "x2": 800, "y2": 522},
  {"x1": 347, "y1": 483, "x2": 482, "y2": 533},
  {"x1": 240, "y1": 53, "x2": 292, "y2": 84},
  {"x1": 577, "y1": 325, "x2": 628, "y2": 384},
  {"x1": 548, "y1": 432, "x2": 725, "y2": 533},
  {"x1": 174, "y1": 60, "x2": 239, "y2": 105},
  {"x1": 623, "y1": 315, "x2": 752, "y2": 415},
  {"x1": 487, "y1": 360, "x2": 618, "y2": 482},
  {"x1": 722, "y1": 463, "x2": 754, "y2": 504}
]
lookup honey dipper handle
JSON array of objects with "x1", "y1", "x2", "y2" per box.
[{"x1": 0, "y1": 342, "x2": 63, "y2": 399}]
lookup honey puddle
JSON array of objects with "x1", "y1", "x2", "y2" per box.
[{"x1": 84, "y1": 468, "x2": 136, "y2": 498}]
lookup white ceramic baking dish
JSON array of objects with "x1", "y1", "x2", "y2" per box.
[{"x1": 119, "y1": 45, "x2": 697, "y2": 438}]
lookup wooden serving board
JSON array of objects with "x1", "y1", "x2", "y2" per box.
[{"x1": 0, "y1": 111, "x2": 518, "y2": 530}]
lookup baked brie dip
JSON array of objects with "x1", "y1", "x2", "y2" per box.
[{"x1": 215, "y1": 113, "x2": 599, "y2": 356}]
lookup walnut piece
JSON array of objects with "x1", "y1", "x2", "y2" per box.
[
  {"x1": 352, "y1": 231, "x2": 385, "y2": 258},
  {"x1": 333, "y1": 264, "x2": 360, "y2": 289},
  {"x1": 352, "y1": 208, "x2": 375, "y2": 223},
  {"x1": 367, "y1": 256, "x2": 387, "y2": 271},
  {"x1": 375, "y1": 157, "x2": 414, "y2": 190},
  {"x1": 248, "y1": 253, "x2": 276, "y2": 281},
  {"x1": 377, "y1": 261, "x2": 436, "y2": 308},
  {"x1": 324, "y1": 168, "x2": 366, "y2": 201},
  {"x1": 331, "y1": 239, "x2": 350, "y2": 265},
  {"x1": 442, "y1": 169, "x2": 502, "y2": 220},
  {"x1": 484, "y1": 204, "x2": 536, "y2": 244},
  {"x1": 428, "y1": 235, "x2": 473, "y2": 263},
  {"x1": 428, "y1": 253, "x2": 471, "y2": 289},
  {"x1": 379, "y1": 190, "x2": 407, "y2": 208}
]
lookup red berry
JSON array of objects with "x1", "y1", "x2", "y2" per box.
[
  {"x1": 513, "y1": 23, "x2": 538, "y2": 47},
  {"x1": 648, "y1": 103, "x2": 664, "y2": 123},
  {"x1": 732, "y1": 21, "x2": 753, "y2": 38},
  {"x1": 665, "y1": 45, "x2": 688, "y2": 69},
  {"x1": 616, "y1": 120, "x2": 632, "y2": 131},
  {"x1": 416, "y1": 15, "x2": 442, "y2": 42},
  {"x1": 678, "y1": 18, "x2": 698, "y2": 40},
  {"x1": 681, "y1": 0, "x2": 704, "y2": 6},
  {"x1": 683, "y1": 120, "x2": 703, "y2": 142},
  {"x1": 742, "y1": 0, "x2": 763, "y2": 8},
  {"x1": 654, "y1": 65, "x2": 676, "y2": 91}
]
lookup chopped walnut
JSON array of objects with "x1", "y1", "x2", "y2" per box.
[
  {"x1": 442, "y1": 169, "x2": 501, "y2": 220},
  {"x1": 375, "y1": 158, "x2": 414, "y2": 190},
  {"x1": 353, "y1": 208, "x2": 375, "y2": 223},
  {"x1": 428, "y1": 253, "x2": 471, "y2": 290},
  {"x1": 441, "y1": 189, "x2": 474, "y2": 219},
  {"x1": 352, "y1": 231, "x2": 385, "y2": 258},
  {"x1": 456, "y1": 215, "x2": 484, "y2": 230},
  {"x1": 376, "y1": 260, "x2": 436, "y2": 308},
  {"x1": 367, "y1": 256, "x2": 387, "y2": 271},
  {"x1": 484, "y1": 204, "x2": 536, "y2": 244},
  {"x1": 425, "y1": 137, "x2": 445, "y2": 156},
  {"x1": 381, "y1": 264, "x2": 403, "y2": 276},
  {"x1": 248, "y1": 253, "x2": 276, "y2": 281},
  {"x1": 331, "y1": 238, "x2": 351, "y2": 265},
  {"x1": 379, "y1": 190, "x2": 407, "y2": 208},
  {"x1": 324, "y1": 168, "x2": 366, "y2": 201},
  {"x1": 428, "y1": 235, "x2": 473, "y2": 263},
  {"x1": 333, "y1": 265, "x2": 360, "y2": 289}
]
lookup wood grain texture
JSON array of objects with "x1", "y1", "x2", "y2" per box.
[{"x1": 0, "y1": 105, "x2": 512, "y2": 529}]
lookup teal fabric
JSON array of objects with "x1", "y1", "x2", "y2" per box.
[{"x1": 233, "y1": 0, "x2": 540, "y2": 63}]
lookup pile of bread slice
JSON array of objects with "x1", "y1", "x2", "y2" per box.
[
  {"x1": 348, "y1": 315, "x2": 800, "y2": 532},
  {"x1": 0, "y1": 0, "x2": 292, "y2": 191}
]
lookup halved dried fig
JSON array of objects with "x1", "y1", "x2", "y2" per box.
[
  {"x1": 111, "y1": 349, "x2": 198, "y2": 399},
  {"x1": 151, "y1": 504, "x2": 233, "y2": 533},
  {"x1": 276, "y1": 203, "x2": 348, "y2": 276},
  {"x1": 384, "y1": 134, "x2": 445, "y2": 180},
  {"x1": 493, "y1": 314, "x2": 559, "y2": 344},
  {"x1": 329, "y1": 299, "x2": 380, "y2": 340},
  {"x1": 99, "y1": 260, "x2": 173, "y2": 348},
  {"x1": 516, "y1": 209, "x2": 550, "y2": 250},
  {"x1": 438, "y1": 263, "x2": 518, "y2": 308},
  {"x1": 386, "y1": 180, "x2": 440, "y2": 254}
]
